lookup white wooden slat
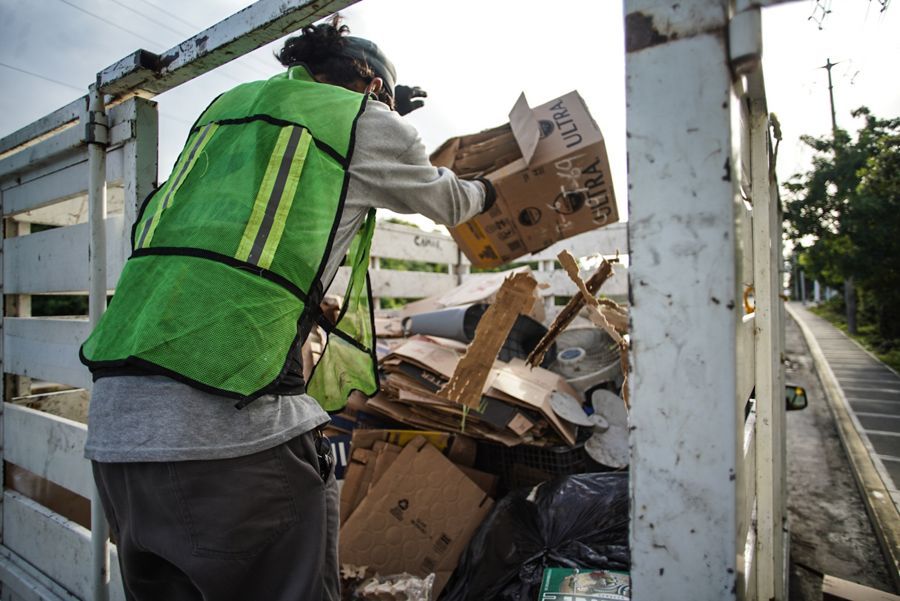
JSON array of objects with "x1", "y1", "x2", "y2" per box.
[
  {"x1": 340, "y1": 265, "x2": 629, "y2": 303},
  {"x1": 371, "y1": 270, "x2": 456, "y2": 299},
  {"x1": 0, "y1": 98, "x2": 85, "y2": 158},
  {"x1": 0, "y1": 545, "x2": 80, "y2": 601},
  {"x1": 3, "y1": 215, "x2": 127, "y2": 294},
  {"x1": 3, "y1": 492, "x2": 125, "y2": 601},
  {"x1": 120, "y1": 97, "x2": 159, "y2": 264},
  {"x1": 329, "y1": 268, "x2": 457, "y2": 301},
  {"x1": 1, "y1": 100, "x2": 134, "y2": 216},
  {"x1": 12, "y1": 186, "x2": 125, "y2": 228},
  {"x1": 3, "y1": 318, "x2": 91, "y2": 389},
  {"x1": 528, "y1": 223, "x2": 629, "y2": 261},
  {"x1": 527, "y1": 267, "x2": 629, "y2": 298},
  {"x1": 371, "y1": 223, "x2": 460, "y2": 265},
  {"x1": 738, "y1": 198, "x2": 754, "y2": 297},
  {"x1": 2, "y1": 161, "x2": 88, "y2": 217},
  {"x1": 98, "y1": 0, "x2": 362, "y2": 97},
  {"x1": 0, "y1": 128, "x2": 84, "y2": 182},
  {"x1": 742, "y1": 505, "x2": 758, "y2": 601},
  {"x1": 3, "y1": 403, "x2": 90, "y2": 499},
  {"x1": 750, "y1": 96, "x2": 784, "y2": 600},
  {"x1": 5, "y1": 149, "x2": 124, "y2": 223},
  {"x1": 737, "y1": 314, "x2": 756, "y2": 410},
  {"x1": 737, "y1": 410, "x2": 757, "y2": 552}
]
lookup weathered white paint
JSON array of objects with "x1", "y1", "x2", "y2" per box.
[
  {"x1": 120, "y1": 98, "x2": 158, "y2": 264},
  {"x1": 3, "y1": 318, "x2": 91, "y2": 389},
  {"x1": 10, "y1": 187, "x2": 126, "y2": 229},
  {"x1": 3, "y1": 216, "x2": 126, "y2": 295},
  {"x1": 3, "y1": 493, "x2": 125, "y2": 601},
  {"x1": 0, "y1": 545, "x2": 81, "y2": 601},
  {"x1": 751, "y1": 96, "x2": 784, "y2": 598},
  {"x1": 0, "y1": 129, "x2": 85, "y2": 182},
  {"x1": 371, "y1": 222, "x2": 460, "y2": 265},
  {"x1": 0, "y1": 98, "x2": 86, "y2": 158},
  {"x1": 98, "y1": 0, "x2": 363, "y2": 97},
  {"x1": 529, "y1": 222, "x2": 628, "y2": 261},
  {"x1": 626, "y1": 0, "x2": 742, "y2": 597},
  {"x1": 3, "y1": 403, "x2": 90, "y2": 499},
  {"x1": 737, "y1": 315, "x2": 757, "y2": 411}
]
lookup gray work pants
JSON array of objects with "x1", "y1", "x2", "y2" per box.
[{"x1": 92, "y1": 431, "x2": 339, "y2": 601}]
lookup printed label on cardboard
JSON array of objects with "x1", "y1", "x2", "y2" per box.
[{"x1": 539, "y1": 569, "x2": 631, "y2": 601}]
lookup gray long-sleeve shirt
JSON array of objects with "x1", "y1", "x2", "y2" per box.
[{"x1": 85, "y1": 99, "x2": 485, "y2": 463}]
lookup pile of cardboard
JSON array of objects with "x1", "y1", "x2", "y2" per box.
[
  {"x1": 339, "y1": 433, "x2": 496, "y2": 597},
  {"x1": 367, "y1": 336, "x2": 577, "y2": 447}
]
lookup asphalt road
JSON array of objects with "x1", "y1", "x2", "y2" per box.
[{"x1": 784, "y1": 308, "x2": 895, "y2": 597}]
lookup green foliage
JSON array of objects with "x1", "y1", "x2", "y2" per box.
[
  {"x1": 379, "y1": 257, "x2": 448, "y2": 274},
  {"x1": 380, "y1": 297, "x2": 417, "y2": 309},
  {"x1": 32, "y1": 295, "x2": 88, "y2": 317},
  {"x1": 471, "y1": 261, "x2": 539, "y2": 273},
  {"x1": 784, "y1": 107, "x2": 900, "y2": 340}
]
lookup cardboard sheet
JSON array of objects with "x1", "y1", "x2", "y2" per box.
[
  {"x1": 440, "y1": 272, "x2": 537, "y2": 409},
  {"x1": 339, "y1": 436, "x2": 494, "y2": 596}
]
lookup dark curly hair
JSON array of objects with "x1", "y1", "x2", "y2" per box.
[{"x1": 277, "y1": 16, "x2": 394, "y2": 107}]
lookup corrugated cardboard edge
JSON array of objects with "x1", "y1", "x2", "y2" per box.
[
  {"x1": 439, "y1": 272, "x2": 538, "y2": 409},
  {"x1": 339, "y1": 436, "x2": 494, "y2": 597},
  {"x1": 508, "y1": 92, "x2": 540, "y2": 165}
]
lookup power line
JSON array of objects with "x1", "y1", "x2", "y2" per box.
[
  {"x1": 131, "y1": 0, "x2": 277, "y2": 73},
  {"x1": 107, "y1": 0, "x2": 272, "y2": 78},
  {"x1": 0, "y1": 61, "x2": 195, "y2": 128},
  {"x1": 54, "y1": 0, "x2": 166, "y2": 49},
  {"x1": 108, "y1": 0, "x2": 192, "y2": 39},
  {"x1": 0, "y1": 61, "x2": 85, "y2": 93},
  {"x1": 133, "y1": 0, "x2": 203, "y2": 33},
  {"x1": 52, "y1": 0, "x2": 248, "y2": 85}
]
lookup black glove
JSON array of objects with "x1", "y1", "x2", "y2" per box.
[{"x1": 394, "y1": 85, "x2": 427, "y2": 116}]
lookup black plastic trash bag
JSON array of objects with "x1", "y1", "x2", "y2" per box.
[{"x1": 439, "y1": 472, "x2": 629, "y2": 601}]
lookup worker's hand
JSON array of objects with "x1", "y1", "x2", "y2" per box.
[{"x1": 394, "y1": 85, "x2": 427, "y2": 116}]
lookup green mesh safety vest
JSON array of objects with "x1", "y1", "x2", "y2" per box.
[{"x1": 80, "y1": 66, "x2": 379, "y2": 410}]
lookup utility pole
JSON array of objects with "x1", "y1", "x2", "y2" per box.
[
  {"x1": 821, "y1": 58, "x2": 838, "y2": 134},
  {"x1": 820, "y1": 57, "x2": 857, "y2": 334}
]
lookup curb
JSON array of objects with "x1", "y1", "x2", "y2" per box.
[{"x1": 787, "y1": 303, "x2": 900, "y2": 591}]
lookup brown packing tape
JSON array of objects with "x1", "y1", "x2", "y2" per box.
[{"x1": 439, "y1": 273, "x2": 538, "y2": 409}]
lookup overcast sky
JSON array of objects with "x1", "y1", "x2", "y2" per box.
[{"x1": 1, "y1": 0, "x2": 897, "y2": 230}]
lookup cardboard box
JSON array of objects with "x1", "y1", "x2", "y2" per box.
[
  {"x1": 432, "y1": 91, "x2": 618, "y2": 268},
  {"x1": 339, "y1": 436, "x2": 494, "y2": 596}
]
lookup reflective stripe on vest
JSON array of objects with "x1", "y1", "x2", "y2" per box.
[
  {"x1": 236, "y1": 125, "x2": 313, "y2": 269},
  {"x1": 137, "y1": 122, "x2": 218, "y2": 249}
]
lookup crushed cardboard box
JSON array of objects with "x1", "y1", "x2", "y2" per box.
[
  {"x1": 339, "y1": 436, "x2": 494, "y2": 597},
  {"x1": 432, "y1": 91, "x2": 618, "y2": 268}
]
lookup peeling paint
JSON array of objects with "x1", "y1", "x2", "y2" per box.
[{"x1": 625, "y1": 12, "x2": 674, "y2": 53}]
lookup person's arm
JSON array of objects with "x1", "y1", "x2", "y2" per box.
[{"x1": 345, "y1": 102, "x2": 493, "y2": 226}]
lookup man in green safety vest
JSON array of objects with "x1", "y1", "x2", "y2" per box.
[{"x1": 79, "y1": 17, "x2": 494, "y2": 601}]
